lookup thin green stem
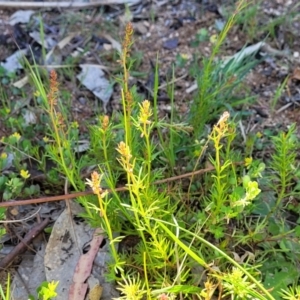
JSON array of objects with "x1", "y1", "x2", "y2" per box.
[
  {"x1": 143, "y1": 125, "x2": 152, "y2": 187},
  {"x1": 98, "y1": 195, "x2": 118, "y2": 260},
  {"x1": 156, "y1": 218, "x2": 275, "y2": 300},
  {"x1": 121, "y1": 89, "x2": 132, "y2": 153}
]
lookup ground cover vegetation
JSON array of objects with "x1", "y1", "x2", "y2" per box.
[{"x1": 1, "y1": 0, "x2": 300, "y2": 299}]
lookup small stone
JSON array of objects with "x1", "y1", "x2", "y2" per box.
[
  {"x1": 78, "y1": 97, "x2": 86, "y2": 105},
  {"x1": 163, "y1": 37, "x2": 179, "y2": 50}
]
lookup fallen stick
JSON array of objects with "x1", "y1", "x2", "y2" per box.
[
  {"x1": 0, "y1": 166, "x2": 218, "y2": 208},
  {"x1": 0, "y1": 218, "x2": 49, "y2": 270},
  {"x1": 0, "y1": 207, "x2": 41, "y2": 224},
  {"x1": 0, "y1": 0, "x2": 140, "y2": 9}
]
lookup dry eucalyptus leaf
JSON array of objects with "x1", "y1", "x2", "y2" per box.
[
  {"x1": 44, "y1": 201, "x2": 93, "y2": 300},
  {"x1": 11, "y1": 243, "x2": 47, "y2": 300},
  {"x1": 101, "y1": 34, "x2": 122, "y2": 54},
  {"x1": 69, "y1": 228, "x2": 104, "y2": 300},
  {"x1": 9, "y1": 10, "x2": 34, "y2": 25},
  {"x1": 1, "y1": 49, "x2": 27, "y2": 73},
  {"x1": 77, "y1": 65, "x2": 113, "y2": 113},
  {"x1": 291, "y1": 67, "x2": 300, "y2": 81},
  {"x1": 22, "y1": 109, "x2": 37, "y2": 125},
  {"x1": 29, "y1": 31, "x2": 57, "y2": 49}
]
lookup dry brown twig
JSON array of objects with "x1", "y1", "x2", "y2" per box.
[
  {"x1": 0, "y1": 0, "x2": 141, "y2": 9},
  {"x1": 0, "y1": 218, "x2": 49, "y2": 270},
  {"x1": 0, "y1": 207, "x2": 41, "y2": 224},
  {"x1": 0, "y1": 166, "x2": 218, "y2": 208}
]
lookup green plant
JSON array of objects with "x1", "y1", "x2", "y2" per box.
[
  {"x1": 261, "y1": 4, "x2": 300, "y2": 42},
  {"x1": 0, "y1": 133, "x2": 41, "y2": 200},
  {"x1": 0, "y1": 273, "x2": 10, "y2": 300},
  {"x1": 175, "y1": 53, "x2": 189, "y2": 68},
  {"x1": 270, "y1": 75, "x2": 289, "y2": 113},
  {"x1": 2, "y1": 4, "x2": 300, "y2": 299},
  {"x1": 234, "y1": 1, "x2": 261, "y2": 41},
  {"x1": 188, "y1": 112, "x2": 262, "y2": 239},
  {"x1": 268, "y1": 123, "x2": 298, "y2": 215},
  {"x1": 80, "y1": 22, "x2": 277, "y2": 299},
  {"x1": 280, "y1": 285, "x2": 300, "y2": 300},
  {"x1": 28, "y1": 280, "x2": 59, "y2": 300},
  {"x1": 190, "y1": 28, "x2": 209, "y2": 47},
  {"x1": 189, "y1": 0, "x2": 257, "y2": 138},
  {"x1": 24, "y1": 65, "x2": 99, "y2": 221},
  {"x1": 155, "y1": 218, "x2": 273, "y2": 300}
]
